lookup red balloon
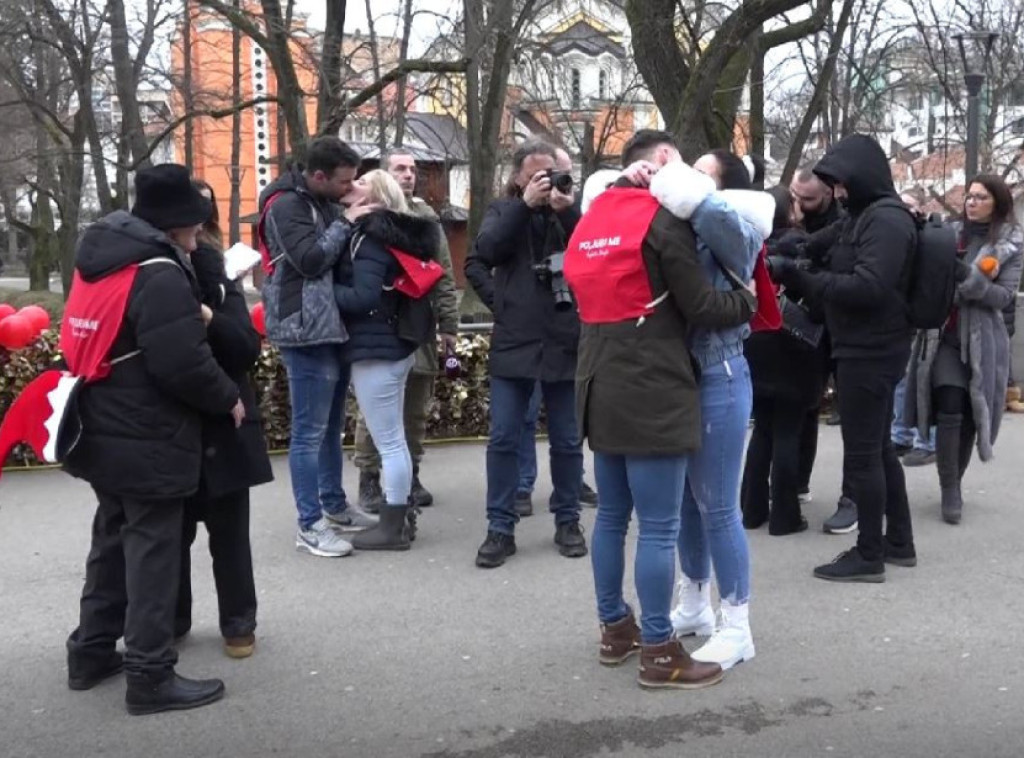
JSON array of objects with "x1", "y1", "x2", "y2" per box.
[
  {"x1": 0, "y1": 304, "x2": 15, "y2": 321},
  {"x1": 250, "y1": 302, "x2": 266, "y2": 337},
  {"x1": 0, "y1": 314, "x2": 37, "y2": 350},
  {"x1": 18, "y1": 305, "x2": 51, "y2": 333}
]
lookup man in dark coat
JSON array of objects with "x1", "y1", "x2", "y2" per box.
[
  {"x1": 770, "y1": 135, "x2": 916, "y2": 583},
  {"x1": 64, "y1": 165, "x2": 244, "y2": 714},
  {"x1": 465, "y1": 138, "x2": 586, "y2": 568}
]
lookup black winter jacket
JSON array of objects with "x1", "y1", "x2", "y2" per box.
[
  {"x1": 63, "y1": 212, "x2": 240, "y2": 500},
  {"x1": 784, "y1": 135, "x2": 915, "y2": 361},
  {"x1": 190, "y1": 243, "x2": 273, "y2": 501},
  {"x1": 745, "y1": 230, "x2": 830, "y2": 408},
  {"x1": 465, "y1": 198, "x2": 581, "y2": 382},
  {"x1": 334, "y1": 209, "x2": 440, "y2": 365}
]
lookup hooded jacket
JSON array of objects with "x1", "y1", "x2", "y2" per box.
[
  {"x1": 783, "y1": 135, "x2": 915, "y2": 360},
  {"x1": 63, "y1": 211, "x2": 240, "y2": 499},
  {"x1": 334, "y1": 209, "x2": 441, "y2": 364},
  {"x1": 259, "y1": 167, "x2": 350, "y2": 348}
]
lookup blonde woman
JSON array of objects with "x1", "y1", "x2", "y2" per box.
[{"x1": 333, "y1": 170, "x2": 441, "y2": 550}]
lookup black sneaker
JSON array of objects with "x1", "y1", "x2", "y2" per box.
[
  {"x1": 823, "y1": 497, "x2": 858, "y2": 534},
  {"x1": 883, "y1": 537, "x2": 917, "y2": 567},
  {"x1": 901, "y1": 449, "x2": 936, "y2": 467},
  {"x1": 813, "y1": 547, "x2": 885, "y2": 583},
  {"x1": 514, "y1": 492, "x2": 533, "y2": 517},
  {"x1": 555, "y1": 521, "x2": 588, "y2": 558},
  {"x1": 475, "y1": 531, "x2": 517, "y2": 568},
  {"x1": 579, "y1": 482, "x2": 598, "y2": 507}
]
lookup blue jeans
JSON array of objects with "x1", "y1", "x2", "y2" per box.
[
  {"x1": 350, "y1": 356, "x2": 415, "y2": 504},
  {"x1": 678, "y1": 355, "x2": 752, "y2": 605},
  {"x1": 592, "y1": 453, "x2": 688, "y2": 644},
  {"x1": 486, "y1": 377, "x2": 582, "y2": 534},
  {"x1": 279, "y1": 345, "x2": 350, "y2": 530},
  {"x1": 892, "y1": 375, "x2": 935, "y2": 452},
  {"x1": 517, "y1": 382, "x2": 542, "y2": 495}
]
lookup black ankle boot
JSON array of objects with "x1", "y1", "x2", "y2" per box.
[
  {"x1": 351, "y1": 504, "x2": 411, "y2": 551},
  {"x1": 358, "y1": 469, "x2": 384, "y2": 514},
  {"x1": 935, "y1": 412, "x2": 964, "y2": 524},
  {"x1": 125, "y1": 671, "x2": 225, "y2": 715},
  {"x1": 411, "y1": 464, "x2": 433, "y2": 508},
  {"x1": 68, "y1": 650, "x2": 124, "y2": 691}
]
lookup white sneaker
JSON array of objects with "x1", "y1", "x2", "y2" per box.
[
  {"x1": 670, "y1": 578, "x2": 716, "y2": 637},
  {"x1": 691, "y1": 601, "x2": 755, "y2": 670},
  {"x1": 296, "y1": 518, "x2": 354, "y2": 557}
]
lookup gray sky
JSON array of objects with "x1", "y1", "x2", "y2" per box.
[{"x1": 294, "y1": 0, "x2": 458, "y2": 51}]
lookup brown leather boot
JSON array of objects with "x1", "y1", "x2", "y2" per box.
[
  {"x1": 599, "y1": 614, "x2": 641, "y2": 666},
  {"x1": 638, "y1": 639, "x2": 723, "y2": 690}
]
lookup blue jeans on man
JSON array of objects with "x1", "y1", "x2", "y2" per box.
[
  {"x1": 279, "y1": 345, "x2": 351, "y2": 530},
  {"x1": 487, "y1": 377, "x2": 581, "y2": 534},
  {"x1": 516, "y1": 382, "x2": 542, "y2": 497}
]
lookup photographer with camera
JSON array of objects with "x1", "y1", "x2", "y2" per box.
[{"x1": 465, "y1": 139, "x2": 586, "y2": 569}]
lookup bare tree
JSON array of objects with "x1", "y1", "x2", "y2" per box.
[{"x1": 626, "y1": 0, "x2": 829, "y2": 159}]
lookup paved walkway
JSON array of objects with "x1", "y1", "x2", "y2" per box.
[{"x1": 2, "y1": 423, "x2": 1023, "y2": 757}]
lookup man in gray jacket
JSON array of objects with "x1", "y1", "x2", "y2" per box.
[
  {"x1": 260, "y1": 136, "x2": 377, "y2": 557},
  {"x1": 355, "y1": 147, "x2": 460, "y2": 510}
]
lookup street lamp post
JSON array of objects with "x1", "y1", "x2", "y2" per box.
[{"x1": 954, "y1": 30, "x2": 999, "y2": 180}]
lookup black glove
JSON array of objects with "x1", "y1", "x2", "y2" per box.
[{"x1": 766, "y1": 255, "x2": 799, "y2": 283}]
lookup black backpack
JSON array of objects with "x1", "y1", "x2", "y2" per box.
[{"x1": 854, "y1": 198, "x2": 958, "y2": 329}]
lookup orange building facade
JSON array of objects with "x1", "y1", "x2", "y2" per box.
[{"x1": 170, "y1": 5, "x2": 319, "y2": 238}]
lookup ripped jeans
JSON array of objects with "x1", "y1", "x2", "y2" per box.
[{"x1": 678, "y1": 355, "x2": 752, "y2": 605}]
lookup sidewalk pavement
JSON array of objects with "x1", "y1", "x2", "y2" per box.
[{"x1": 1, "y1": 423, "x2": 1023, "y2": 757}]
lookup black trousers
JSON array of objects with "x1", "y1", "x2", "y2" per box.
[
  {"x1": 175, "y1": 489, "x2": 257, "y2": 640},
  {"x1": 67, "y1": 489, "x2": 182, "y2": 675},
  {"x1": 743, "y1": 396, "x2": 807, "y2": 532},
  {"x1": 798, "y1": 407, "x2": 819, "y2": 491},
  {"x1": 836, "y1": 355, "x2": 914, "y2": 562}
]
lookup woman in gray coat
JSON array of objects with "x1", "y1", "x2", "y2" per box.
[{"x1": 906, "y1": 174, "x2": 1024, "y2": 524}]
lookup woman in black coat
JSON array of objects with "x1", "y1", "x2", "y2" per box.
[
  {"x1": 741, "y1": 186, "x2": 830, "y2": 535},
  {"x1": 175, "y1": 181, "x2": 273, "y2": 658}
]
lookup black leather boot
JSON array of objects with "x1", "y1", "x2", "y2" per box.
[
  {"x1": 935, "y1": 412, "x2": 964, "y2": 524},
  {"x1": 358, "y1": 469, "x2": 384, "y2": 514},
  {"x1": 410, "y1": 464, "x2": 434, "y2": 508},
  {"x1": 125, "y1": 671, "x2": 225, "y2": 715},
  {"x1": 351, "y1": 504, "x2": 411, "y2": 551},
  {"x1": 68, "y1": 650, "x2": 124, "y2": 691}
]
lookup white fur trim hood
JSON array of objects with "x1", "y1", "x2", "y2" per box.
[
  {"x1": 581, "y1": 169, "x2": 621, "y2": 212},
  {"x1": 650, "y1": 161, "x2": 775, "y2": 240},
  {"x1": 649, "y1": 161, "x2": 716, "y2": 219}
]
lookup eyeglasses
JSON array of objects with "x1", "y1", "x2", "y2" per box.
[{"x1": 965, "y1": 193, "x2": 992, "y2": 203}]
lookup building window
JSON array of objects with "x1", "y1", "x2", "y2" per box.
[
  {"x1": 1013, "y1": 118, "x2": 1024, "y2": 135},
  {"x1": 598, "y1": 69, "x2": 608, "y2": 100},
  {"x1": 571, "y1": 68, "x2": 581, "y2": 109}
]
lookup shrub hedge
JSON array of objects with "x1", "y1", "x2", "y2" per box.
[{"x1": 0, "y1": 331, "x2": 496, "y2": 469}]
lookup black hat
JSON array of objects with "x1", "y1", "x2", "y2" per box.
[{"x1": 131, "y1": 164, "x2": 212, "y2": 231}]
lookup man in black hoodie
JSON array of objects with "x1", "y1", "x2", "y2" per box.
[
  {"x1": 64, "y1": 165, "x2": 243, "y2": 714},
  {"x1": 770, "y1": 135, "x2": 916, "y2": 583}
]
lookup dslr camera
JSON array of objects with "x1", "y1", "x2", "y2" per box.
[
  {"x1": 545, "y1": 169, "x2": 574, "y2": 194},
  {"x1": 533, "y1": 252, "x2": 574, "y2": 311}
]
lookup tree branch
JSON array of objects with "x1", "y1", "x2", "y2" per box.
[
  {"x1": 761, "y1": 0, "x2": 828, "y2": 50},
  {"x1": 319, "y1": 58, "x2": 469, "y2": 136},
  {"x1": 124, "y1": 95, "x2": 278, "y2": 169}
]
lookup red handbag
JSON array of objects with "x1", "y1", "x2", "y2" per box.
[
  {"x1": 750, "y1": 246, "x2": 782, "y2": 332},
  {"x1": 389, "y1": 247, "x2": 444, "y2": 298}
]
